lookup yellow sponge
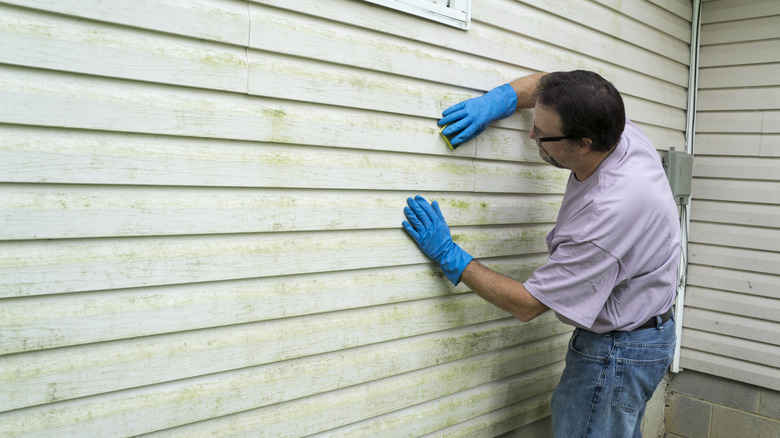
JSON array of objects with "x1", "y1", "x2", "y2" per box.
[{"x1": 439, "y1": 126, "x2": 455, "y2": 150}]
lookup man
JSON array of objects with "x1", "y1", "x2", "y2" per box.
[{"x1": 402, "y1": 71, "x2": 679, "y2": 437}]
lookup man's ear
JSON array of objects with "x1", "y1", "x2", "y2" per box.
[{"x1": 577, "y1": 137, "x2": 594, "y2": 154}]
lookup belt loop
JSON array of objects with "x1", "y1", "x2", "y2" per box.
[{"x1": 654, "y1": 315, "x2": 663, "y2": 329}]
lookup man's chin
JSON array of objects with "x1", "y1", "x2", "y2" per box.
[
  {"x1": 539, "y1": 150, "x2": 564, "y2": 169},
  {"x1": 547, "y1": 159, "x2": 565, "y2": 169}
]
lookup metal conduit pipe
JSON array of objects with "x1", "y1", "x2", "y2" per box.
[{"x1": 672, "y1": 0, "x2": 703, "y2": 373}]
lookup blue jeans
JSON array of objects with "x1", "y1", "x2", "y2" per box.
[{"x1": 550, "y1": 316, "x2": 676, "y2": 438}]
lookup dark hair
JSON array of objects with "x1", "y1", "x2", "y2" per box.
[{"x1": 536, "y1": 70, "x2": 625, "y2": 152}]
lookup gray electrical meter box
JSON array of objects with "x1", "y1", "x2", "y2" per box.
[{"x1": 663, "y1": 147, "x2": 693, "y2": 205}]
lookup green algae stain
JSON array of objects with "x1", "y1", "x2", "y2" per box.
[
  {"x1": 262, "y1": 108, "x2": 292, "y2": 143},
  {"x1": 202, "y1": 53, "x2": 246, "y2": 69}
]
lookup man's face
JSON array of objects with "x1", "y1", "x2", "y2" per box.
[
  {"x1": 530, "y1": 104, "x2": 576, "y2": 169},
  {"x1": 535, "y1": 134, "x2": 566, "y2": 169}
]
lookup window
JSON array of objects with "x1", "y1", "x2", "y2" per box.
[{"x1": 364, "y1": 0, "x2": 471, "y2": 30}]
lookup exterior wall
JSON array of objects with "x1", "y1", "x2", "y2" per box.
[
  {"x1": 684, "y1": 0, "x2": 780, "y2": 392},
  {"x1": 665, "y1": 370, "x2": 780, "y2": 438},
  {"x1": 0, "y1": 0, "x2": 691, "y2": 436}
]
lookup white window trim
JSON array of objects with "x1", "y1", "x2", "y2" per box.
[{"x1": 364, "y1": 0, "x2": 471, "y2": 30}]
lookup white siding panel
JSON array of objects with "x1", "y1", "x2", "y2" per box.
[
  {"x1": 0, "y1": 319, "x2": 568, "y2": 437},
  {"x1": 0, "y1": 67, "x2": 461, "y2": 157},
  {"x1": 0, "y1": 0, "x2": 692, "y2": 435},
  {"x1": 687, "y1": 265, "x2": 778, "y2": 301},
  {"x1": 700, "y1": 15, "x2": 780, "y2": 44},
  {"x1": 1, "y1": 294, "x2": 511, "y2": 411},
  {"x1": 685, "y1": 0, "x2": 780, "y2": 390},
  {"x1": 250, "y1": 0, "x2": 689, "y2": 113},
  {"x1": 0, "y1": 128, "x2": 489, "y2": 190},
  {"x1": 646, "y1": 0, "x2": 693, "y2": 22},
  {"x1": 690, "y1": 200, "x2": 780, "y2": 229},
  {"x1": 0, "y1": 256, "x2": 547, "y2": 355},
  {"x1": 689, "y1": 222, "x2": 780, "y2": 253},
  {"x1": 684, "y1": 307, "x2": 779, "y2": 348},
  {"x1": 698, "y1": 87, "x2": 780, "y2": 111},
  {"x1": 601, "y1": 0, "x2": 691, "y2": 40},
  {"x1": 693, "y1": 156, "x2": 780, "y2": 181},
  {"x1": 700, "y1": 0, "x2": 780, "y2": 23},
  {"x1": 696, "y1": 111, "x2": 780, "y2": 135},
  {"x1": 303, "y1": 369, "x2": 557, "y2": 437},
  {"x1": 0, "y1": 5, "x2": 248, "y2": 92},
  {"x1": 683, "y1": 329, "x2": 780, "y2": 371},
  {"x1": 681, "y1": 349, "x2": 780, "y2": 392},
  {"x1": 694, "y1": 133, "x2": 762, "y2": 156},
  {"x1": 689, "y1": 243, "x2": 780, "y2": 277},
  {"x1": 326, "y1": 383, "x2": 554, "y2": 438},
  {"x1": 144, "y1": 337, "x2": 568, "y2": 438},
  {"x1": 0, "y1": 0, "x2": 251, "y2": 44},
  {"x1": 244, "y1": 0, "x2": 692, "y2": 162},
  {"x1": 699, "y1": 40, "x2": 780, "y2": 67},
  {"x1": 698, "y1": 64, "x2": 780, "y2": 88},
  {"x1": 696, "y1": 130, "x2": 780, "y2": 159},
  {"x1": 414, "y1": 391, "x2": 552, "y2": 438},
  {"x1": 248, "y1": 51, "x2": 459, "y2": 119},
  {"x1": 685, "y1": 287, "x2": 779, "y2": 324},
  {"x1": 478, "y1": 0, "x2": 689, "y2": 82},
  {"x1": 0, "y1": 226, "x2": 550, "y2": 297},
  {"x1": 691, "y1": 178, "x2": 779, "y2": 204},
  {"x1": 0, "y1": 185, "x2": 563, "y2": 240},
  {"x1": 760, "y1": 133, "x2": 780, "y2": 157}
]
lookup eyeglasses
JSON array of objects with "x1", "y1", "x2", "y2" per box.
[{"x1": 532, "y1": 124, "x2": 578, "y2": 147}]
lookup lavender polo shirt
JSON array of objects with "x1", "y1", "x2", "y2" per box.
[{"x1": 524, "y1": 120, "x2": 680, "y2": 333}]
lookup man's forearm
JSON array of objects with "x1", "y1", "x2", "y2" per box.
[
  {"x1": 509, "y1": 72, "x2": 547, "y2": 109},
  {"x1": 459, "y1": 260, "x2": 549, "y2": 322}
]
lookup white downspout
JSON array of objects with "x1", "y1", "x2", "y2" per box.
[{"x1": 672, "y1": 0, "x2": 702, "y2": 373}]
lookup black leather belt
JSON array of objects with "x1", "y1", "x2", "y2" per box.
[{"x1": 635, "y1": 307, "x2": 673, "y2": 330}]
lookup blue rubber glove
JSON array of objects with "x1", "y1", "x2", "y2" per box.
[
  {"x1": 402, "y1": 195, "x2": 474, "y2": 285},
  {"x1": 438, "y1": 83, "x2": 517, "y2": 148}
]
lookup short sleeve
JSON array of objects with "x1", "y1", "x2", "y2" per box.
[{"x1": 524, "y1": 240, "x2": 623, "y2": 329}]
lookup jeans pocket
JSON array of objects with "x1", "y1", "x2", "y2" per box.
[
  {"x1": 612, "y1": 355, "x2": 671, "y2": 413},
  {"x1": 569, "y1": 330, "x2": 610, "y2": 362}
]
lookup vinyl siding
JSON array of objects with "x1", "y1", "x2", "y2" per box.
[
  {"x1": 684, "y1": 0, "x2": 780, "y2": 391},
  {"x1": 0, "y1": 0, "x2": 691, "y2": 436}
]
